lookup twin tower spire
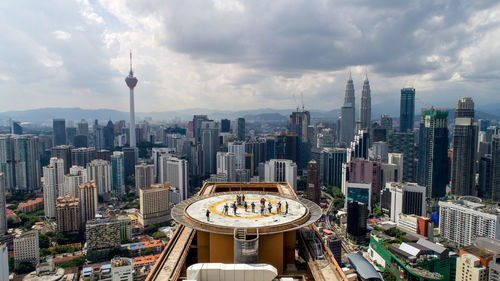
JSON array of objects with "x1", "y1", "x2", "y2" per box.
[{"x1": 344, "y1": 71, "x2": 371, "y2": 130}]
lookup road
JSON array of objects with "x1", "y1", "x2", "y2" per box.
[{"x1": 321, "y1": 191, "x2": 355, "y2": 254}]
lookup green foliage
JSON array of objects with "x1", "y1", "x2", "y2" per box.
[
  {"x1": 382, "y1": 269, "x2": 397, "y2": 281},
  {"x1": 327, "y1": 186, "x2": 345, "y2": 211},
  {"x1": 39, "y1": 233, "x2": 50, "y2": 248},
  {"x1": 140, "y1": 248, "x2": 154, "y2": 256},
  {"x1": 384, "y1": 227, "x2": 406, "y2": 238},
  {"x1": 373, "y1": 207, "x2": 383, "y2": 217},
  {"x1": 121, "y1": 238, "x2": 134, "y2": 244},
  {"x1": 14, "y1": 262, "x2": 34, "y2": 274},
  {"x1": 58, "y1": 256, "x2": 86, "y2": 268},
  {"x1": 125, "y1": 200, "x2": 139, "y2": 209},
  {"x1": 8, "y1": 256, "x2": 14, "y2": 272},
  {"x1": 107, "y1": 247, "x2": 131, "y2": 259},
  {"x1": 148, "y1": 224, "x2": 159, "y2": 233},
  {"x1": 152, "y1": 231, "x2": 166, "y2": 239},
  {"x1": 98, "y1": 194, "x2": 104, "y2": 203},
  {"x1": 6, "y1": 192, "x2": 37, "y2": 205},
  {"x1": 56, "y1": 232, "x2": 84, "y2": 244},
  {"x1": 40, "y1": 245, "x2": 80, "y2": 257}
]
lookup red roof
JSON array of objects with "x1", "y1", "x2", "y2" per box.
[
  {"x1": 18, "y1": 197, "x2": 43, "y2": 208},
  {"x1": 134, "y1": 254, "x2": 161, "y2": 265},
  {"x1": 323, "y1": 229, "x2": 333, "y2": 235},
  {"x1": 5, "y1": 209, "x2": 15, "y2": 216}
]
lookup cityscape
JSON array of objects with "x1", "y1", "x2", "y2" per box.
[{"x1": 1, "y1": 2, "x2": 500, "y2": 281}]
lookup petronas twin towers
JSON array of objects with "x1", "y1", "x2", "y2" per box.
[{"x1": 344, "y1": 71, "x2": 371, "y2": 130}]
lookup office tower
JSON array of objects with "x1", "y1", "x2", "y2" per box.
[
  {"x1": 0, "y1": 244, "x2": 7, "y2": 281},
  {"x1": 387, "y1": 182, "x2": 426, "y2": 224},
  {"x1": 380, "y1": 114, "x2": 393, "y2": 130},
  {"x1": 71, "y1": 147, "x2": 96, "y2": 167},
  {"x1": 0, "y1": 173, "x2": 6, "y2": 235},
  {"x1": 160, "y1": 157, "x2": 188, "y2": 201},
  {"x1": 13, "y1": 135, "x2": 41, "y2": 191},
  {"x1": 43, "y1": 157, "x2": 65, "y2": 218},
  {"x1": 56, "y1": 196, "x2": 81, "y2": 233},
  {"x1": 103, "y1": 120, "x2": 115, "y2": 149},
  {"x1": 79, "y1": 182, "x2": 97, "y2": 228},
  {"x1": 288, "y1": 110, "x2": 311, "y2": 143},
  {"x1": 491, "y1": 136, "x2": 500, "y2": 201},
  {"x1": 263, "y1": 159, "x2": 297, "y2": 191},
  {"x1": 340, "y1": 103, "x2": 355, "y2": 145},
  {"x1": 200, "y1": 120, "x2": 219, "y2": 176},
  {"x1": 359, "y1": 74, "x2": 371, "y2": 130},
  {"x1": 139, "y1": 183, "x2": 170, "y2": 226},
  {"x1": 152, "y1": 147, "x2": 174, "y2": 182},
  {"x1": 345, "y1": 182, "x2": 372, "y2": 210},
  {"x1": 66, "y1": 127, "x2": 76, "y2": 145},
  {"x1": 451, "y1": 97, "x2": 478, "y2": 196},
  {"x1": 478, "y1": 155, "x2": 492, "y2": 199},
  {"x1": 13, "y1": 230, "x2": 39, "y2": 266},
  {"x1": 122, "y1": 147, "x2": 137, "y2": 181},
  {"x1": 220, "y1": 119, "x2": 230, "y2": 133},
  {"x1": 96, "y1": 149, "x2": 111, "y2": 161},
  {"x1": 53, "y1": 119, "x2": 66, "y2": 146},
  {"x1": 216, "y1": 152, "x2": 236, "y2": 182},
  {"x1": 93, "y1": 120, "x2": 104, "y2": 150},
  {"x1": 135, "y1": 163, "x2": 154, "y2": 192},
  {"x1": 400, "y1": 87, "x2": 415, "y2": 132},
  {"x1": 63, "y1": 166, "x2": 87, "y2": 197},
  {"x1": 237, "y1": 117, "x2": 245, "y2": 141},
  {"x1": 85, "y1": 218, "x2": 121, "y2": 250},
  {"x1": 0, "y1": 135, "x2": 14, "y2": 191},
  {"x1": 323, "y1": 148, "x2": 347, "y2": 188},
  {"x1": 77, "y1": 119, "x2": 89, "y2": 137},
  {"x1": 228, "y1": 141, "x2": 245, "y2": 170},
  {"x1": 418, "y1": 108, "x2": 449, "y2": 199},
  {"x1": 125, "y1": 51, "x2": 138, "y2": 148},
  {"x1": 275, "y1": 133, "x2": 299, "y2": 164},
  {"x1": 344, "y1": 72, "x2": 355, "y2": 118},
  {"x1": 51, "y1": 145, "x2": 72, "y2": 174},
  {"x1": 11, "y1": 120, "x2": 22, "y2": 135},
  {"x1": 73, "y1": 135, "x2": 88, "y2": 148},
  {"x1": 349, "y1": 130, "x2": 369, "y2": 159},
  {"x1": 87, "y1": 159, "x2": 111, "y2": 194},
  {"x1": 193, "y1": 115, "x2": 209, "y2": 142},
  {"x1": 387, "y1": 153, "x2": 404, "y2": 182},
  {"x1": 388, "y1": 131, "x2": 416, "y2": 182},
  {"x1": 245, "y1": 139, "x2": 267, "y2": 175},
  {"x1": 306, "y1": 161, "x2": 320, "y2": 204},
  {"x1": 265, "y1": 137, "x2": 275, "y2": 161},
  {"x1": 343, "y1": 158, "x2": 381, "y2": 206},
  {"x1": 439, "y1": 199, "x2": 500, "y2": 247},
  {"x1": 346, "y1": 200, "x2": 367, "y2": 242},
  {"x1": 111, "y1": 151, "x2": 125, "y2": 195}
]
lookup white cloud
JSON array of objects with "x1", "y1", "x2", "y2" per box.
[{"x1": 53, "y1": 30, "x2": 71, "y2": 41}]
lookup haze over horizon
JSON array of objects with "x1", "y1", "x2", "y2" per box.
[{"x1": 1, "y1": 1, "x2": 500, "y2": 112}]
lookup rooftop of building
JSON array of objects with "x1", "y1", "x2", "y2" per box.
[
  {"x1": 439, "y1": 199, "x2": 500, "y2": 215},
  {"x1": 461, "y1": 245, "x2": 495, "y2": 259},
  {"x1": 346, "y1": 252, "x2": 383, "y2": 281},
  {"x1": 18, "y1": 197, "x2": 43, "y2": 207},
  {"x1": 134, "y1": 254, "x2": 161, "y2": 266}
]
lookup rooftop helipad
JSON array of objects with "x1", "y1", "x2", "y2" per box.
[{"x1": 171, "y1": 191, "x2": 322, "y2": 235}]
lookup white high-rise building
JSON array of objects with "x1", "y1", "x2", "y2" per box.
[
  {"x1": 125, "y1": 51, "x2": 138, "y2": 148},
  {"x1": 135, "y1": 164, "x2": 154, "y2": 192},
  {"x1": 216, "y1": 152, "x2": 236, "y2": 182},
  {"x1": 0, "y1": 243, "x2": 8, "y2": 281},
  {"x1": 387, "y1": 182, "x2": 426, "y2": 224},
  {"x1": 264, "y1": 159, "x2": 297, "y2": 191},
  {"x1": 43, "y1": 158, "x2": 65, "y2": 218},
  {"x1": 87, "y1": 159, "x2": 112, "y2": 194},
  {"x1": 388, "y1": 153, "x2": 404, "y2": 183},
  {"x1": 14, "y1": 230, "x2": 39, "y2": 266},
  {"x1": 63, "y1": 166, "x2": 87, "y2": 197},
  {"x1": 152, "y1": 147, "x2": 175, "y2": 182},
  {"x1": 160, "y1": 157, "x2": 189, "y2": 201},
  {"x1": 439, "y1": 199, "x2": 500, "y2": 247},
  {"x1": 228, "y1": 142, "x2": 245, "y2": 170}
]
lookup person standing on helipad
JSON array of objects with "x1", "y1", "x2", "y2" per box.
[{"x1": 206, "y1": 209, "x2": 210, "y2": 221}]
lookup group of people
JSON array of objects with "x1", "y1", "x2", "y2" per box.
[{"x1": 206, "y1": 194, "x2": 290, "y2": 221}]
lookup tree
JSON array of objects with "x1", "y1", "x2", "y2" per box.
[
  {"x1": 39, "y1": 233, "x2": 50, "y2": 248},
  {"x1": 152, "y1": 231, "x2": 166, "y2": 239},
  {"x1": 140, "y1": 248, "x2": 154, "y2": 256},
  {"x1": 15, "y1": 262, "x2": 34, "y2": 274}
]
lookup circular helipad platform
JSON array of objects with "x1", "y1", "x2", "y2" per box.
[{"x1": 171, "y1": 191, "x2": 322, "y2": 235}]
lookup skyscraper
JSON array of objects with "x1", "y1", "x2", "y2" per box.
[
  {"x1": 51, "y1": 145, "x2": 72, "y2": 174},
  {"x1": 200, "y1": 120, "x2": 219, "y2": 176},
  {"x1": 0, "y1": 135, "x2": 15, "y2": 191},
  {"x1": 77, "y1": 119, "x2": 89, "y2": 137},
  {"x1": 306, "y1": 161, "x2": 320, "y2": 204},
  {"x1": 359, "y1": 74, "x2": 371, "y2": 130},
  {"x1": 216, "y1": 152, "x2": 236, "y2": 182},
  {"x1": 340, "y1": 103, "x2": 355, "y2": 145},
  {"x1": 237, "y1": 117, "x2": 245, "y2": 141},
  {"x1": 135, "y1": 164, "x2": 154, "y2": 192},
  {"x1": 193, "y1": 115, "x2": 209, "y2": 142},
  {"x1": 13, "y1": 135, "x2": 41, "y2": 191},
  {"x1": 344, "y1": 72, "x2": 355, "y2": 118},
  {"x1": 56, "y1": 196, "x2": 81, "y2": 233},
  {"x1": 71, "y1": 147, "x2": 96, "y2": 167},
  {"x1": 63, "y1": 166, "x2": 87, "y2": 197},
  {"x1": 111, "y1": 151, "x2": 125, "y2": 195},
  {"x1": 491, "y1": 136, "x2": 500, "y2": 201},
  {"x1": 220, "y1": 119, "x2": 230, "y2": 133},
  {"x1": 451, "y1": 97, "x2": 478, "y2": 196},
  {"x1": 263, "y1": 159, "x2": 297, "y2": 191},
  {"x1": 288, "y1": 111, "x2": 311, "y2": 143},
  {"x1": 53, "y1": 119, "x2": 66, "y2": 146},
  {"x1": 79, "y1": 181, "x2": 98, "y2": 228},
  {"x1": 125, "y1": 51, "x2": 138, "y2": 148},
  {"x1": 418, "y1": 108, "x2": 449, "y2": 199},
  {"x1": 162, "y1": 157, "x2": 189, "y2": 201},
  {"x1": 388, "y1": 131, "x2": 416, "y2": 182},
  {"x1": 0, "y1": 173, "x2": 6, "y2": 235},
  {"x1": 228, "y1": 142, "x2": 245, "y2": 170},
  {"x1": 43, "y1": 157, "x2": 65, "y2": 218},
  {"x1": 103, "y1": 120, "x2": 115, "y2": 149},
  {"x1": 400, "y1": 88, "x2": 415, "y2": 132},
  {"x1": 87, "y1": 159, "x2": 112, "y2": 194}
]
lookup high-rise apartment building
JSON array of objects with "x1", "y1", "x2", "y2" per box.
[
  {"x1": 456, "y1": 246, "x2": 494, "y2": 281},
  {"x1": 399, "y1": 87, "x2": 415, "y2": 132},
  {"x1": 359, "y1": 74, "x2": 371, "y2": 130},
  {"x1": 439, "y1": 199, "x2": 500, "y2": 247},
  {"x1": 418, "y1": 108, "x2": 449, "y2": 199},
  {"x1": 161, "y1": 157, "x2": 188, "y2": 201},
  {"x1": 111, "y1": 151, "x2": 125, "y2": 195},
  {"x1": 85, "y1": 218, "x2": 121, "y2": 250},
  {"x1": 87, "y1": 159, "x2": 111, "y2": 194},
  {"x1": 43, "y1": 157, "x2": 65, "y2": 218},
  {"x1": 63, "y1": 166, "x2": 87, "y2": 197},
  {"x1": 306, "y1": 161, "x2": 321, "y2": 204},
  {"x1": 135, "y1": 163, "x2": 154, "y2": 192},
  {"x1": 79, "y1": 181, "x2": 98, "y2": 228},
  {"x1": 263, "y1": 159, "x2": 297, "y2": 191},
  {"x1": 0, "y1": 135, "x2": 15, "y2": 191},
  {"x1": 139, "y1": 183, "x2": 170, "y2": 226},
  {"x1": 0, "y1": 173, "x2": 6, "y2": 235},
  {"x1": 14, "y1": 230, "x2": 39, "y2": 266},
  {"x1": 216, "y1": 152, "x2": 236, "y2": 182},
  {"x1": 228, "y1": 142, "x2": 245, "y2": 170},
  {"x1": 56, "y1": 196, "x2": 81, "y2": 233},
  {"x1": 53, "y1": 119, "x2": 66, "y2": 146},
  {"x1": 451, "y1": 97, "x2": 478, "y2": 196}
]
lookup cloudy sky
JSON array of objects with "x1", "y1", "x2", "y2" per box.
[{"x1": 1, "y1": 0, "x2": 499, "y2": 113}]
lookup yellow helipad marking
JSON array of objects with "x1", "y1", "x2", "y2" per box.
[{"x1": 209, "y1": 198, "x2": 284, "y2": 219}]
